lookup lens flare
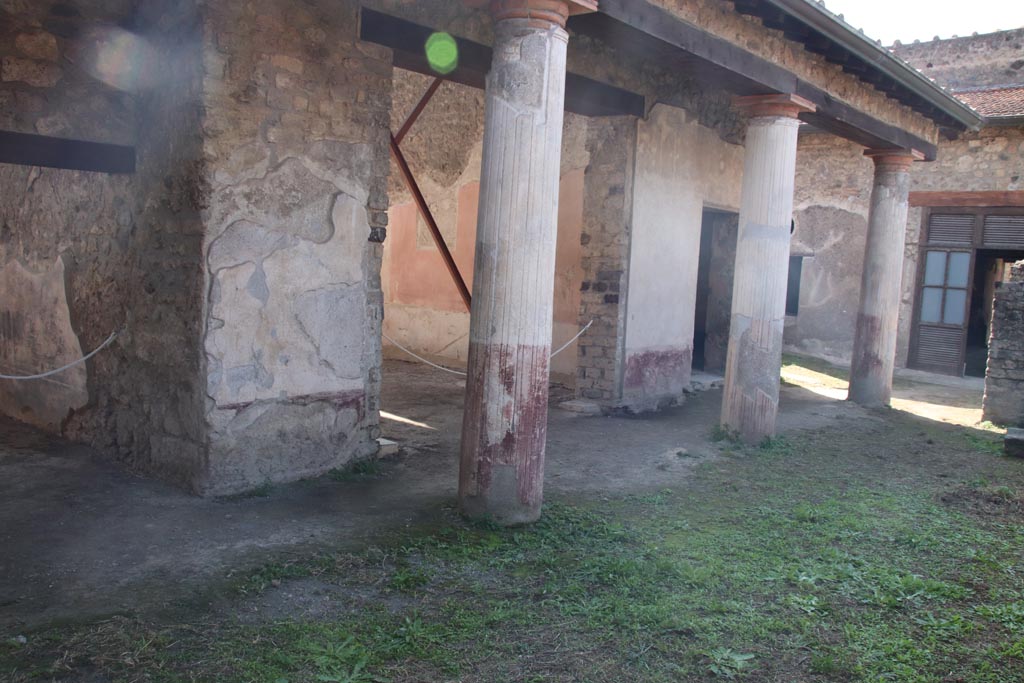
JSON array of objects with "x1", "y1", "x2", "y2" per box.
[
  {"x1": 79, "y1": 26, "x2": 158, "y2": 92},
  {"x1": 425, "y1": 32, "x2": 458, "y2": 75}
]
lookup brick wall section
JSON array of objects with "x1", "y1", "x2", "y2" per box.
[
  {"x1": 575, "y1": 117, "x2": 637, "y2": 403},
  {"x1": 983, "y1": 261, "x2": 1024, "y2": 427}
]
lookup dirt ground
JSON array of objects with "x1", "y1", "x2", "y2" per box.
[{"x1": 0, "y1": 358, "x2": 988, "y2": 633}]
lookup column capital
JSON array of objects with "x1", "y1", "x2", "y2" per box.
[
  {"x1": 487, "y1": 0, "x2": 597, "y2": 28},
  {"x1": 733, "y1": 93, "x2": 816, "y2": 119},
  {"x1": 864, "y1": 148, "x2": 924, "y2": 172}
]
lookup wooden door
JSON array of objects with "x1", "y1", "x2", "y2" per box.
[{"x1": 910, "y1": 248, "x2": 974, "y2": 375}]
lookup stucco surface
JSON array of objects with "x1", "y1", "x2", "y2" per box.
[
  {"x1": 0, "y1": 257, "x2": 87, "y2": 428},
  {"x1": 196, "y1": 0, "x2": 392, "y2": 494},
  {"x1": 624, "y1": 104, "x2": 743, "y2": 409}
]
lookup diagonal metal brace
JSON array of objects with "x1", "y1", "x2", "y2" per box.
[{"x1": 389, "y1": 79, "x2": 473, "y2": 311}]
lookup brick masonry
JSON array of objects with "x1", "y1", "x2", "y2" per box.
[
  {"x1": 983, "y1": 261, "x2": 1024, "y2": 427},
  {"x1": 575, "y1": 117, "x2": 636, "y2": 403}
]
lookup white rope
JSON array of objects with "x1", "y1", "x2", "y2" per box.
[
  {"x1": 382, "y1": 332, "x2": 467, "y2": 376},
  {"x1": 383, "y1": 320, "x2": 595, "y2": 377},
  {"x1": 552, "y1": 319, "x2": 594, "y2": 357},
  {"x1": 0, "y1": 328, "x2": 121, "y2": 381}
]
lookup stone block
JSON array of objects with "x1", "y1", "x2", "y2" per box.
[
  {"x1": 1, "y1": 57, "x2": 62, "y2": 87},
  {"x1": 1007, "y1": 429, "x2": 1024, "y2": 459}
]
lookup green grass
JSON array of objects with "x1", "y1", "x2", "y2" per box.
[
  {"x1": 330, "y1": 458, "x2": 387, "y2": 482},
  {"x1": 3, "y1": 415, "x2": 1024, "y2": 682}
]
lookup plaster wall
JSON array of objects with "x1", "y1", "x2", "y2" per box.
[
  {"x1": 381, "y1": 71, "x2": 588, "y2": 383},
  {"x1": 623, "y1": 104, "x2": 744, "y2": 409},
  {"x1": 197, "y1": 0, "x2": 392, "y2": 494}
]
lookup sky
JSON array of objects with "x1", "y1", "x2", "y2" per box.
[{"x1": 822, "y1": 0, "x2": 1024, "y2": 45}]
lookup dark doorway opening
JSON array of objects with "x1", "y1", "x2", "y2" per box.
[
  {"x1": 693, "y1": 209, "x2": 739, "y2": 373},
  {"x1": 965, "y1": 249, "x2": 1024, "y2": 377}
]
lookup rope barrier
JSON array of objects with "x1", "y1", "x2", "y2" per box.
[
  {"x1": 383, "y1": 320, "x2": 595, "y2": 377},
  {"x1": 0, "y1": 328, "x2": 121, "y2": 381}
]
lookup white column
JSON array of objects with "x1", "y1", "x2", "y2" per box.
[
  {"x1": 458, "y1": 0, "x2": 594, "y2": 525},
  {"x1": 848, "y1": 150, "x2": 917, "y2": 406},
  {"x1": 721, "y1": 94, "x2": 815, "y2": 443}
]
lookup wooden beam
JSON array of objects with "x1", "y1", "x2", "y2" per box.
[
  {"x1": 360, "y1": 9, "x2": 644, "y2": 118},
  {"x1": 909, "y1": 191, "x2": 1024, "y2": 208},
  {"x1": 0, "y1": 130, "x2": 134, "y2": 174}
]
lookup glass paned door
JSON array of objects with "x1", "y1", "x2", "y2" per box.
[{"x1": 911, "y1": 249, "x2": 973, "y2": 375}]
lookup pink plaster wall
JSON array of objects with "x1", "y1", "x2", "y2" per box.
[{"x1": 382, "y1": 170, "x2": 585, "y2": 376}]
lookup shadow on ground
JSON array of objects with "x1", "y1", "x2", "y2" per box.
[{"x1": 0, "y1": 358, "x2": 995, "y2": 633}]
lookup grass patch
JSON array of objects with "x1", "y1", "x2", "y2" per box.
[
  {"x1": 330, "y1": 458, "x2": 387, "y2": 482},
  {"x1": 4, "y1": 415, "x2": 1024, "y2": 682}
]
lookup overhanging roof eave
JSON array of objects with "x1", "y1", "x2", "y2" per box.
[{"x1": 765, "y1": 0, "x2": 984, "y2": 132}]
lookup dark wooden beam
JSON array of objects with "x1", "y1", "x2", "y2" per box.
[
  {"x1": 360, "y1": 8, "x2": 644, "y2": 118},
  {"x1": 579, "y1": 0, "x2": 938, "y2": 160},
  {"x1": 0, "y1": 130, "x2": 134, "y2": 174}
]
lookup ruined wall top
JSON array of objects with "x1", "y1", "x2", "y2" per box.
[{"x1": 891, "y1": 29, "x2": 1024, "y2": 90}]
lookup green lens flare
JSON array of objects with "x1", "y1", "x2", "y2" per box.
[{"x1": 425, "y1": 32, "x2": 458, "y2": 75}]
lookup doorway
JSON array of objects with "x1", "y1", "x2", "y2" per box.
[
  {"x1": 693, "y1": 209, "x2": 738, "y2": 373},
  {"x1": 910, "y1": 208, "x2": 1024, "y2": 377},
  {"x1": 965, "y1": 249, "x2": 1024, "y2": 377}
]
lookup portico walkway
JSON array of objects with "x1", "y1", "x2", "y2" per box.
[{"x1": 0, "y1": 359, "x2": 983, "y2": 632}]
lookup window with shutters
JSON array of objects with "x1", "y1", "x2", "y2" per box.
[
  {"x1": 926, "y1": 213, "x2": 976, "y2": 245},
  {"x1": 983, "y1": 215, "x2": 1024, "y2": 248}
]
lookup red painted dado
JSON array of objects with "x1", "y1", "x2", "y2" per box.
[
  {"x1": 458, "y1": 341, "x2": 550, "y2": 516},
  {"x1": 383, "y1": 170, "x2": 585, "y2": 326}
]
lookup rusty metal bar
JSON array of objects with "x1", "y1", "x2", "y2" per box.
[
  {"x1": 389, "y1": 134, "x2": 472, "y2": 311},
  {"x1": 394, "y1": 77, "x2": 443, "y2": 145}
]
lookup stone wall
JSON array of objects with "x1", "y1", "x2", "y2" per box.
[
  {"x1": 892, "y1": 29, "x2": 1024, "y2": 90},
  {"x1": 119, "y1": 0, "x2": 209, "y2": 488},
  {"x1": 3, "y1": 0, "x2": 394, "y2": 495},
  {"x1": 983, "y1": 261, "x2": 1024, "y2": 426},
  {"x1": 0, "y1": 0, "x2": 135, "y2": 143},
  {"x1": 197, "y1": 0, "x2": 392, "y2": 494},
  {"x1": 0, "y1": 2, "x2": 139, "y2": 447},
  {"x1": 790, "y1": 29, "x2": 1024, "y2": 368}
]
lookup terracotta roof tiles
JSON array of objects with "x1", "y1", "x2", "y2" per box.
[{"x1": 953, "y1": 86, "x2": 1024, "y2": 118}]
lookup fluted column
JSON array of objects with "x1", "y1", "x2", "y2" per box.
[
  {"x1": 458, "y1": 0, "x2": 594, "y2": 525},
  {"x1": 721, "y1": 94, "x2": 815, "y2": 443},
  {"x1": 848, "y1": 149, "x2": 917, "y2": 406}
]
